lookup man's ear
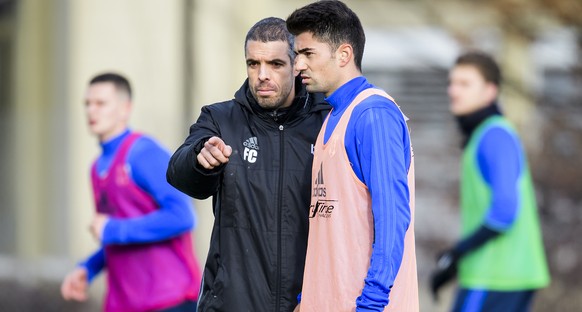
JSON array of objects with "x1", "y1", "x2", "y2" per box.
[
  {"x1": 336, "y1": 43, "x2": 353, "y2": 68},
  {"x1": 485, "y1": 83, "x2": 499, "y2": 103}
]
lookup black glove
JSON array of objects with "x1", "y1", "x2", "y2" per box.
[
  {"x1": 430, "y1": 226, "x2": 501, "y2": 301},
  {"x1": 430, "y1": 249, "x2": 460, "y2": 301}
]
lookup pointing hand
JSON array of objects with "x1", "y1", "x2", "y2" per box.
[{"x1": 197, "y1": 136, "x2": 233, "y2": 169}]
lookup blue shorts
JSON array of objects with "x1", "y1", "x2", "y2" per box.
[{"x1": 452, "y1": 288, "x2": 535, "y2": 312}]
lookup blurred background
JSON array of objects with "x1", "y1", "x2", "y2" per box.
[{"x1": 0, "y1": 0, "x2": 579, "y2": 311}]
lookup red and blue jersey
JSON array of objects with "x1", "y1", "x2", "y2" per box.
[{"x1": 82, "y1": 130, "x2": 201, "y2": 312}]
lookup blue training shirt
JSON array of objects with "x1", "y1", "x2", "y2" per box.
[
  {"x1": 81, "y1": 129, "x2": 196, "y2": 282},
  {"x1": 325, "y1": 77, "x2": 412, "y2": 311}
]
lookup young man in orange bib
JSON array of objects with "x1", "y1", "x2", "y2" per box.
[{"x1": 287, "y1": 1, "x2": 419, "y2": 311}]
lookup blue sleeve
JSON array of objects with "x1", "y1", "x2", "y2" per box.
[
  {"x1": 80, "y1": 248, "x2": 106, "y2": 283},
  {"x1": 352, "y1": 98, "x2": 411, "y2": 311},
  {"x1": 477, "y1": 127, "x2": 521, "y2": 231},
  {"x1": 101, "y1": 136, "x2": 196, "y2": 245}
]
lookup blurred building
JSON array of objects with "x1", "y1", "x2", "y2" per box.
[{"x1": 0, "y1": 0, "x2": 579, "y2": 311}]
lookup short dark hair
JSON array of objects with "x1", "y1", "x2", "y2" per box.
[
  {"x1": 286, "y1": 0, "x2": 366, "y2": 71},
  {"x1": 245, "y1": 17, "x2": 295, "y2": 62},
  {"x1": 89, "y1": 72, "x2": 132, "y2": 99},
  {"x1": 455, "y1": 52, "x2": 502, "y2": 86}
]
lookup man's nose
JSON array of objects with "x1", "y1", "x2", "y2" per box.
[
  {"x1": 295, "y1": 56, "x2": 307, "y2": 71},
  {"x1": 258, "y1": 65, "x2": 269, "y2": 81},
  {"x1": 447, "y1": 85, "x2": 456, "y2": 98},
  {"x1": 85, "y1": 103, "x2": 95, "y2": 114}
]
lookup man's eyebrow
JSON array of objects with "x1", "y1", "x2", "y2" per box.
[
  {"x1": 296, "y1": 48, "x2": 314, "y2": 54},
  {"x1": 246, "y1": 58, "x2": 288, "y2": 64},
  {"x1": 268, "y1": 58, "x2": 287, "y2": 64}
]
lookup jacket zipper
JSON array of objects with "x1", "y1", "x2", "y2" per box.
[{"x1": 276, "y1": 123, "x2": 284, "y2": 311}]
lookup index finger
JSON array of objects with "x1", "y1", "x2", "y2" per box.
[{"x1": 204, "y1": 141, "x2": 231, "y2": 164}]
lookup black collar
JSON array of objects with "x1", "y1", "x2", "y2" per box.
[{"x1": 456, "y1": 103, "x2": 501, "y2": 147}]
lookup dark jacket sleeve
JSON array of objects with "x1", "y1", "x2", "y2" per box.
[{"x1": 166, "y1": 105, "x2": 226, "y2": 199}]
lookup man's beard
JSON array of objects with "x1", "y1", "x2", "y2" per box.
[
  {"x1": 252, "y1": 84, "x2": 293, "y2": 110},
  {"x1": 256, "y1": 95, "x2": 285, "y2": 110}
]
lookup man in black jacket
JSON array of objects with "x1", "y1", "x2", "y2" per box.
[{"x1": 166, "y1": 17, "x2": 329, "y2": 312}]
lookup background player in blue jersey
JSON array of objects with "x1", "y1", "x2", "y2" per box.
[
  {"x1": 431, "y1": 52, "x2": 549, "y2": 312},
  {"x1": 61, "y1": 73, "x2": 201, "y2": 312}
]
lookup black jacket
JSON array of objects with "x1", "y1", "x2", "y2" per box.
[{"x1": 167, "y1": 77, "x2": 329, "y2": 312}]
